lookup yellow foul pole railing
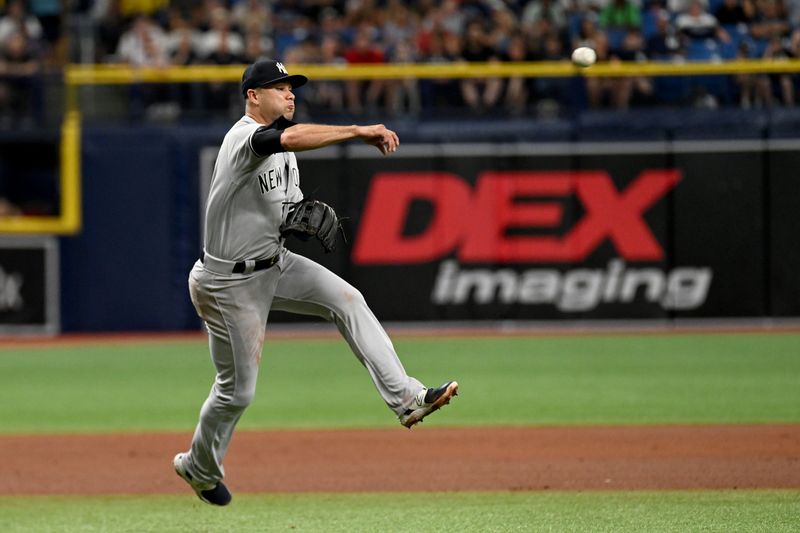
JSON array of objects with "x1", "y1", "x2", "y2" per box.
[{"x1": 64, "y1": 59, "x2": 800, "y2": 85}]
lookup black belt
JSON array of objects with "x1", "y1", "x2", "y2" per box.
[{"x1": 200, "y1": 252, "x2": 279, "y2": 273}]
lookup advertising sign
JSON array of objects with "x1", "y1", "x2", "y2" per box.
[
  {"x1": 194, "y1": 140, "x2": 799, "y2": 322},
  {"x1": 0, "y1": 237, "x2": 59, "y2": 334}
]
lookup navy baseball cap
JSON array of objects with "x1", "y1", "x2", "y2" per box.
[{"x1": 241, "y1": 59, "x2": 308, "y2": 96}]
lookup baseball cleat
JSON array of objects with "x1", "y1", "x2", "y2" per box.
[
  {"x1": 173, "y1": 453, "x2": 232, "y2": 506},
  {"x1": 399, "y1": 381, "x2": 459, "y2": 428}
]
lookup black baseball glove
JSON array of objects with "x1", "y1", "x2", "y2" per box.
[{"x1": 280, "y1": 199, "x2": 340, "y2": 253}]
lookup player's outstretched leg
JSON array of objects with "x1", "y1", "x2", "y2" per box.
[
  {"x1": 271, "y1": 251, "x2": 459, "y2": 426},
  {"x1": 399, "y1": 380, "x2": 459, "y2": 428}
]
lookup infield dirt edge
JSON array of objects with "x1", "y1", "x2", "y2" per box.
[{"x1": 2, "y1": 424, "x2": 798, "y2": 495}]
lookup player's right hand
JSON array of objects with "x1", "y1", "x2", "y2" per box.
[{"x1": 357, "y1": 124, "x2": 399, "y2": 155}]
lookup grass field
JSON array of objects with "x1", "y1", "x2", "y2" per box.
[
  {"x1": 1, "y1": 491, "x2": 798, "y2": 533},
  {"x1": 0, "y1": 332, "x2": 798, "y2": 433},
  {"x1": 1, "y1": 331, "x2": 799, "y2": 532}
]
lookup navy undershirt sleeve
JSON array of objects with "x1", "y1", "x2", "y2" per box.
[
  {"x1": 250, "y1": 127, "x2": 285, "y2": 157},
  {"x1": 250, "y1": 117, "x2": 297, "y2": 157}
]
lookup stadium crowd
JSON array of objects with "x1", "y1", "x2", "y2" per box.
[{"x1": 1, "y1": 0, "x2": 800, "y2": 121}]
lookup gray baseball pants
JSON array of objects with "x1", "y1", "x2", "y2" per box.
[{"x1": 183, "y1": 247, "x2": 424, "y2": 485}]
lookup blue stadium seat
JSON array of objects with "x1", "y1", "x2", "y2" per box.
[
  {"x1": 708, "y1": 0, "x2": 725, "y2": 14},
  {"x1": 685, "y1": 38, "x2": 720, "y2": 61},
  {"x1": 721, "y1": 23, "x2": 748, "y2": 44},
  {"x1": 606, "y1": 28, "x2": 627, "y2": 50},
  {"x1": 718, "y1": 40, "x2": 738, "y2": 59},
  {"x1": 568, "y1": 13, "x2": 585, "y2": 41},
  {"x1": 640, "y1": 10, "x2": 660, "y2": 40}
]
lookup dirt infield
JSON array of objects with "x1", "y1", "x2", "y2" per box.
[{"x1": 2, "y1": 424, "x2": 799, "y2": 495}]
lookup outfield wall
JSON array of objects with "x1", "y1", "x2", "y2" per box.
[{"x1": 31, "y1": 123, "x2": 794, "y2": 331}]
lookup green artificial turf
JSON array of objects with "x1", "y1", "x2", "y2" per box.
[
  {"x1": 0, "y1": 332, "x2": 798, "y2": 433},
  {"x1": 1, "y1": 490, "x2": 798, "y2": 533}
]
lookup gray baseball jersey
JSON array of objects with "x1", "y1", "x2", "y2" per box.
[
  {"x1": 203, "y1": 115, "x2": 302, "y2": 262},
  {"x1": 179, "y1": 114, "x2": 424, "y2": 487}
]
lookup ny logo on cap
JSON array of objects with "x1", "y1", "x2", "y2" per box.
[{"x1": 276, "y1": 62, "x2": 288, "y2": 74}]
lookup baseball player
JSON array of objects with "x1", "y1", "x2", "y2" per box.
[{"x1": 173, "y1": 59, "x2": 459, "y2": 506}]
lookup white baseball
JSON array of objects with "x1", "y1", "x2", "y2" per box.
[{"x1": 571, "y1": 47, "x2": 597, "y2": 67}]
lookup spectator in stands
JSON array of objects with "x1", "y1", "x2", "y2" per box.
[
  {"x1": 563, "y1": 0, "x2": 608, "y2": 17},
  {"x1": 184, "y1": 0, "x2": 218, "y2": 32},
  {"x1": 646, "y1": 8, "x2": 683, "y2": 59},
  {"x1": 386, "y1": 38, "x2": 421, "y2": 117},
  {"x1": 306, "y1": 34, "x2": 346, "y2": 114},
  {"x1": 230, "y1": 0, "x2": 272, "y2": 38},
  {"x1": 734, "y1": 32, "x2": 791, "y2": 108},
  {"x1": 418, "y1": 28, "x2": 460, "y2": 112},
  {"x1": 166, "y1": 12, "x2": 199, "y2": 66},
  {"x1": 415, "y1": 3, "x2": 446, "y2": 55},
  {"x1": 675, "y1": 0, "x2": 731, "y2": 47},
  {"x1": 90, "y1": 0, "x2": 126, "y2": 62},
  {"x1": 486, "y1": 5, "x2": 520, "y2": 55},
  {"x1": 196, "y1": 6, "x2": 244, "y2": 61},
  {"x1": 500, "y1": 31, "x2": 532, "y2": 115},
  {"x1": 0, "y1": 0, "x2": 43, "y2": 48},
  {"x1": 117, "y1": 16, "x2": 175, "y2": 119},
  {"x1": 612, "y1": 29, "x2": 655, "y2": 108},
  {"x1": 749, "y1": 0, "x2": 791, "y2": 44},
  {"x1": 317, "y1": 6, "x2": 345, "y2": 44},
  {"x1": 757, "y1": 32, "x2": 796, "y2": 106},
  {"x1": 735, "y1": 40, "x2": 760, "y2": 106},
  {"x1": 532, "y1": 30, "x2": 571, "y2": 113},
  {"x1": 667, "y1": 0, "x2": 704, "y2": 15},
  {"x1": 434, "y1": 0, "x2": 468, "y2": 37},
  {"x1": 165, "y1": 12, "x2": 202, "y2": 114},
  {"x1": 201, "y1": 8, "x2": 247, "y2": 114},
  {"x1": 410, "y1": 0, "x2": 438, "y2": 20},
  {"x1": 116, "y1": 15, "x2": 168, "y2": 66},
  {"x1": 29, "y1": 0, "x2": 61, "y2": 60},
  {"x1": 0, "y1": 196, "x2": 20, "y2": 215},
  {"x1": 343, "y1": 23, "x2": 388, "y2": 115},
  {"x1": 713, "y1": 0, "x2": 756, "y2": 27},
  {"x1": 0, "y1": 29, "x2": 40, "y2": 126},
  {"x1": 167, "y1": 0, "x2": 196, "y2": 19},
  {"x1": 280, "y1": 35, "x2": 321, "y2": 119},
  {"x1": 72, "y1": 0, "x2": 800, "y2": 116},
  {"x1": 283, "y1": 35, "x2": 318, "y2": 65},
  {"x1": 618, "y1": 28, "x2": 649, "y2": 62},
  {"x1": 459, "y1": 19, "x2": 502, "y2": 112},
  {"x1": 528, "y1": 16, "x2": 563, "y2": 59},
  {"x1": 599, "y1": 0, "x2": 642, "y2": 50},
  {"x1": 784, "y1": 0, "x2": 800, "y2": 27},
  {"x1": 520, "y1": 0, "x2": 568, "y2": 38},
  {"x1": 343, "y1": 0, "x2": 382, "y2": 30},
  {"x1": 522, "y1": 7, "x2": 564, "y2": 60},
  {"x1": 242, "y1": 29, "x2": 274, "y2": 65},
  {"x1": 573, "y1": 22, "x2": 623, "y2": 108},
  {"x1": 382, "y1": 0, "x2": 420, "y2": 50},
  {"x1": 572, "y1": 11, "x2": 606, "y2": 51}
]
